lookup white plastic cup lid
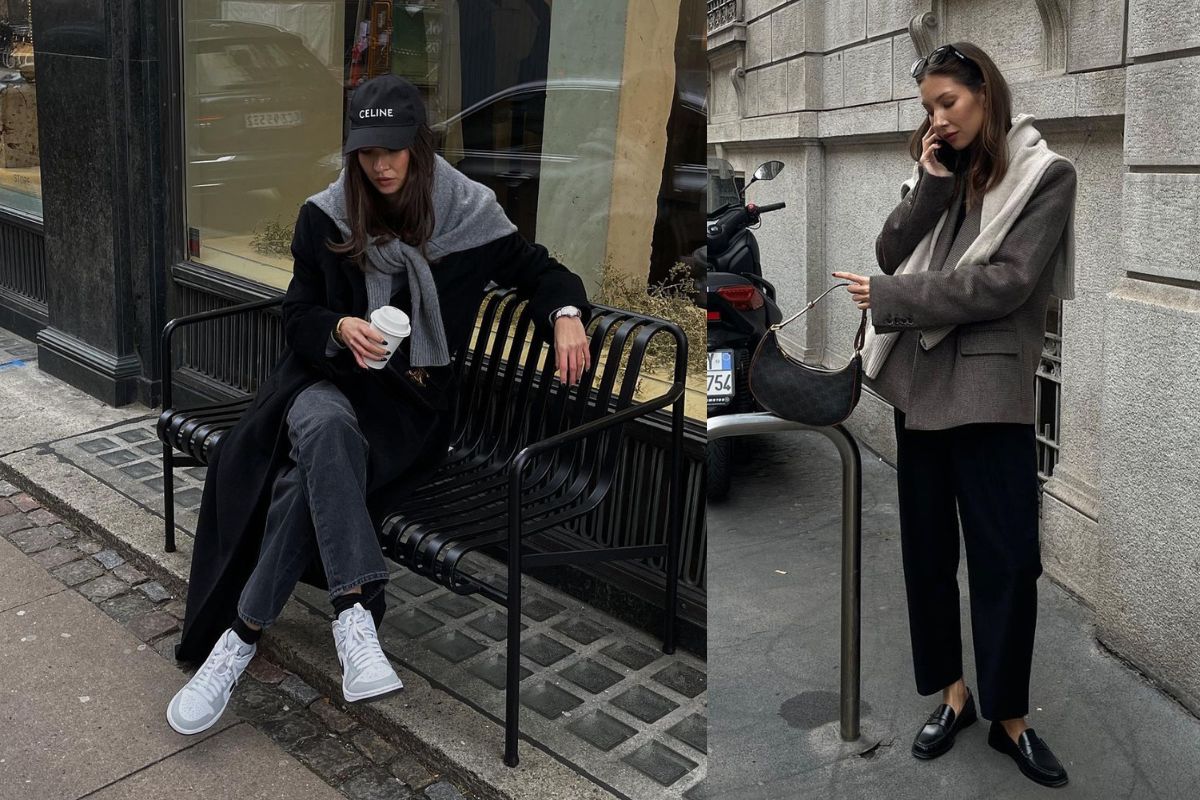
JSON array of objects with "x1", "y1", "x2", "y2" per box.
[{"x1": 371, "y1": 306, "x2": 411, "y2": 336}]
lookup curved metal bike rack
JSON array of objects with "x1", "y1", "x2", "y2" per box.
[{"x1": 707, "y1": 412, "x2": 862, "y2": 741}]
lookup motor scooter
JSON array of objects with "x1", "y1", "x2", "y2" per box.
[{"x1": 700, "y1": 159, "x2": 787, "y2": 500}]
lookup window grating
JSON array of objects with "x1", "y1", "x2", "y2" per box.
[
  {"x1": 1035, "y1": 299, "x2": 1062, "y2": 484},
  {"x1": 0, "y1": 217, "x2": 46, "y2": 305},
  {"x1": 707, "y1": 0, "x2": 742, "y2": 33}
]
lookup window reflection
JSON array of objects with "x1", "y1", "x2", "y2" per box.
[
  {"x1": 182, "y1": 1, "x2": 703, "y2": 294},
  {"x1": 0, "y1": 0, "x2": 39, "y2": 217}
]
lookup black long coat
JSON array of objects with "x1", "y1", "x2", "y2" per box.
[{"x1": 176, "y1": 201, "x2": 590, "y2": 663}]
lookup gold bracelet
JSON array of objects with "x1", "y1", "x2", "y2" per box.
[{"x1": 333, "y1": 317, "x2": 348, "y2": 346}]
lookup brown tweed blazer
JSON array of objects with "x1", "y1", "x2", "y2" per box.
[{"x1": 866, "y1": 160, "x2": 1077, "y2": 430}]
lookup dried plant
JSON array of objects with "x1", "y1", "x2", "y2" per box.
[
  {"x1": 596, "y1": 260, "x2": 705, "y2": 380},
  {"x1": 250, "y1": 217, "x2": 293, "y2": 258}
]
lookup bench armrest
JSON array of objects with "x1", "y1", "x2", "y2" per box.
[
  {"x1": 505, "y1": 381, "x2": 684, "y2": 544},
  {"x1": 505, "y1": 312, "x2": 689, "y2": 533},
  {"x1": 160, "y1": 295, "x2": 283, "y2": 410}
]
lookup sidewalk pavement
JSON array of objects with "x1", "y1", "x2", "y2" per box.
[
  {"x1": 0, "y1": 481, "x2": 485, "y2": 800},
  {"x1": 0, "y1": 329, "x2": 705, "y2": 800},
  {"x1": 708, "y1": 429, "x2": 1200, "y2": 799}
]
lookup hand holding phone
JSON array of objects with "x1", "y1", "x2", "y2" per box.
[{"x1": 919, "y1": 127, "x2": 954, "y2": 178}]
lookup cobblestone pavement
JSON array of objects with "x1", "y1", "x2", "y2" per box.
[{"x1": 0, "y1": 479, "x2": 472, "y2": 800}]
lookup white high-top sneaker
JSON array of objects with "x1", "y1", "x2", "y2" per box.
[
  {"x1": 333, "y1": 602, "x2": 403, "y2": 702},
  {"x1": 166, "y1": 628, "x2": 256, "y2": 735}
]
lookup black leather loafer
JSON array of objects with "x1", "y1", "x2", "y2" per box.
[
  {"x1": 911, "y1": 688, "x2": 978, "y2": 759},
  {"x1": 987, "y1": 722, "x2": 1069, "y2": 787}
]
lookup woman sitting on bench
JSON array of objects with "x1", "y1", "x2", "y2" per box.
[{"x1": 167, "y1": 75, "x2": 591, "y2": 735}]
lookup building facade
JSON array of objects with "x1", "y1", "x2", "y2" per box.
[{"x1": 708, "y1": 0, "x2": 1200, "y2": 713}]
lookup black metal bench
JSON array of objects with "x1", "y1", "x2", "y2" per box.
[{"x1": 158, "y1": 287, "x2": 687, "y2": 766}]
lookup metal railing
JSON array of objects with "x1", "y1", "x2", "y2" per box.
[
  {"x1": 0, "y1": 213, "x2": 46, "y2": 305},
  {"x1": 707, "y1": 0, "x2": 743, "y2": 33},
  {"x1": 707, "y1": 412, "x2": 863, "y2": 741}
]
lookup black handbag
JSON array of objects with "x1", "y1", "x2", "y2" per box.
[{"x1": 748, "y1": 282, "x2": 868, "y2": 427}]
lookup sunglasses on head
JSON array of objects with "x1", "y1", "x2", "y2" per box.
[{"x1": 910, "y1": 44, "x2": 980, "y2": 79}]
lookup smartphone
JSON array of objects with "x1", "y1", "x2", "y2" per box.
[{"x1": 934, "y1": 137, "x2": 959, "y2": 171}]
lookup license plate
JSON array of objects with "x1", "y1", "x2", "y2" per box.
[
  {"x1": 245, "y1": 111, "x2": 302, "y2": 129},
  {"x1": 707, "y1": 350, "x2": 734, "y2": 398}
]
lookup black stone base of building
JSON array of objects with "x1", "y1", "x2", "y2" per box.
[
  {"x1": 0, "y1": 290, "x2": 47, "y2": 345},
  {"x1": 36, "y1": 327, "x2": 142, "y2": 407}
]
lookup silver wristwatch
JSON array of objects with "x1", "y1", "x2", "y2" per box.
[{"x1": 551, "y1": 305, "x2": 582, "y2": 322}]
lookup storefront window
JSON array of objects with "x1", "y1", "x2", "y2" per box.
[
  {"x1": 181, "y1": 1, "x2": 703, "y2": 297},
  {"x1": 0, "y1": 1, "x2": 39, "y2": 218}
]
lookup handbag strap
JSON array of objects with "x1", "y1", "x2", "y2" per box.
[
  {"x1": 772, "y1": 282, "x2": 870, "y2": 354},
  {"x1": 852, "y1": 308, "x2": 867, "y2": 352}
]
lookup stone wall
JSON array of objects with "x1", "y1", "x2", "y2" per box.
[{"x1": 708, "y1": 0, "x2": 1200, "y2": 714}]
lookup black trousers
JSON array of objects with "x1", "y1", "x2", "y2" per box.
[{"x1": 893, "y1": 407, "x2": 1042, "y2": 721}]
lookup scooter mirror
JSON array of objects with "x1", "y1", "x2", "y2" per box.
[{"x1": 753, "y1": 161, "x2": 784, "y2": 182}]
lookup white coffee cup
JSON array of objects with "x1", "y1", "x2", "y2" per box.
[{"x1": 366, "y1": 306, "x2": 411, "y2": 370}]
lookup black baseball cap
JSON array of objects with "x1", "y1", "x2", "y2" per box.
[{"x1": 343, "y1": 74, "x2": 427, "y2": 155}]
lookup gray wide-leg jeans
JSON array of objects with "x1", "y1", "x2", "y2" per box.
[{"x1": 236, "y1": 380, "x2": 390, "y2": 628}]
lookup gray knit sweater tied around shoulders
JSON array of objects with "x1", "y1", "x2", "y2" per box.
[{"x1": 307, "y1": 155, "x2": 517, "y2": 367}]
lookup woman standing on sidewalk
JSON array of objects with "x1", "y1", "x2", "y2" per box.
[
  {"x1": 832, "y1": 42, "x2": 1075, "y2": 788},
  {"x1": 167, "y1": 75, "x2": 591, "y2": 735}
]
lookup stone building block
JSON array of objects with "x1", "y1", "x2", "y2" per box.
[
  {"x1": 710, "y1": 47, "x2": 739, "y2": 121},
  {"x1": 746, "y1": 0, "x2": 791, "y2": 21},
  {"x1": 1096, "y1": 278, "x2": 1200, "y2": 715},
  {"x1": 756, "y1": 62, "x2": 790, "y2": 116},
  {"x1": 1054, "y1": 124, "x2": 1125, "y2": 294},
  {"x1": 739, "y1": 111, "x2": 819, "y2": 141},
  {"x1": 1122, "y1": 173, "x2": 1200, "y2": 284},
  {"x1": 897, "y1": 97, "x2": 925, "y2": 132},
  {"x1": 1040, "y1": 488, "x2": 1099, "y2": 604},
  {"x1": 867, "y1": 0, "x2": 926, "y2": 38},
  {"x1": 787, "y1": 55, "x2": 822, "y2": 111},
  {"x1": 843, "y1": 39, "x2": 893, "y2": 106},
  {"x1": 818, "y1": 0, "x2": 867, "y2": 51},
  {"x1": 939, "y1": 0, "x2": 1044, "y2": 80},
  {"x1": 818, "y1": 101, "x2": 898, "y2": 138},
  {"x1": 1009, "y1": 75, "x2": 1077, "y2": 121},
  {"x1": 771, "y1": 1, "x2": 807, "y2": 60},
  {"x1": 726, "y1": 144, "x2": 817, "y2": 319},
  {"x1": 707, "y1": 120, "x2": 742, "y2": 145},
  {"x1": 1125, "y1": 56, "x2": 1200, "y2": 165},
  {"x1": 744, "y1": 68, "x2": 762, "y2": 118},
  {"x1": 709, "y1": 49, "x2": 742, "y2": 122},
  {"x1": 1075, "y1": 68, "x2": 1125, "y2": 117},
  {"x1": 823, "y1": 144, "x2": 910, "y2": 365},
  {"x1": 1128, "y1": 0, "x2": 1200, "y2": 59},
  {"x1": 1067, "y1": 0, "x2": 1127, "y2": 72},
  {"x1": 747, "y1": 18, "x2": 772, "y2": 68},
  {"x1": 823, "y1": 51, "x2": 844, "y2": 108},
  {"x1": 892, "y1": 32, "x2": 919, "y2": 101}
]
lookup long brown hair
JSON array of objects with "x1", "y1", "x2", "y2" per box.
[
  {"x1": 328, "y1": 124, "x2": 437, "y2": 269},
  {"x1": 908, "y1": 41, "x2": 1012, "y2": 211}
]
